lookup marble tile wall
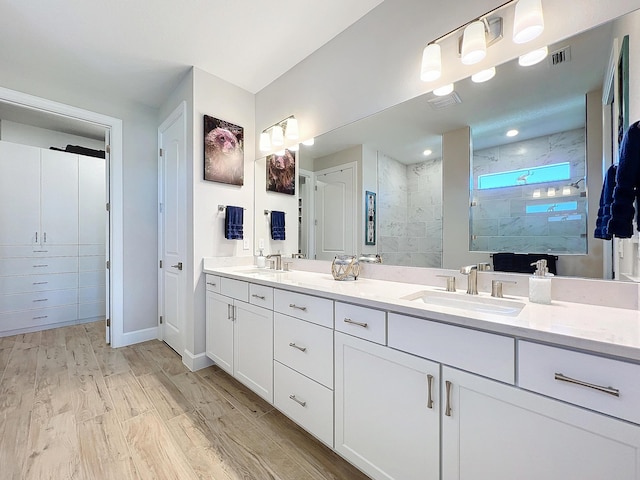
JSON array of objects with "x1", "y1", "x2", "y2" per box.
[
  {"x1": 471, "y1": 128, "x2": 587, "y2": 254},
  {"x1": 378, "y1": 152, "x2": 443, "y2": 267}
]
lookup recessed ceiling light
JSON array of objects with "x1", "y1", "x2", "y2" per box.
[
  {"x1": 423, "y1": 149, "x2": 433, "y2": 156},
  {"x1": 518, "y1": 46, "x2": 548, "y2": 67},
  {"x1": 471, "y1": 67, "x2": 496, "y2": 83},
  {"x1": 301, "y1": 138, "x2": 315, "y2": 146},
  {"x1": 506, "y1": 129, "x2": 519, "y2": 137},
  {"x1": 433, "y1": 83, "x2": 454, "y2": 96}
]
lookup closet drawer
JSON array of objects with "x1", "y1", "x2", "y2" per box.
[
  {"x1": 274, "y1": 361, "x2": 334, "y2": 447},
  {"x1": 205, "y1": 274, "x2": 221, "y2": 293},
  {"x1": 249, "y1": 283, "x2": 273, "y2": 309},
  {"x1": 388, "y1": 313, "x2": 515, "y2": 384},
  {"x1": 518, "y1": 341, "x2": 640, "y2": 424},
  {"x1": 274, "y1": 289, "x2": 333, "y2": 328},
  {"x1": 79, "y1": 301, "x2": 105, "y2": 320},
  {"x1": 0, "y1": 288, "x2": 78, "y2": 314},
  {"x1": 0, "y1": 245, "x2": 78, "y2": 258},
  {"x1": 335, "y1": 302, "x2": 386, "y2": 345},
  {"x1": 220, "y1": 277, "x2": 248, "y2": 302},
  {"x1": 0, "y1": 257, "x2": 78, "y2": 276},
  {"x1": 274, "y1": 312, "x2": 333, "y2": 388},
  {"x1": 0, "y1": 304, "x2": 78, "y2": 333},
  {"x1": 0, "y1": 273, "x2": 78, "y2": 295}
]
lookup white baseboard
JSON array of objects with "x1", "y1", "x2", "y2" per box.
[
  {"x1": 118, "y1": 326, "x2": 159, "y2": 347},
  {"x1": 183, "y1": 349, "x2": 214, "y2": 371}
]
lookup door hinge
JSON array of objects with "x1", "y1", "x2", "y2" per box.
[
  {"x1": 159, "y1": 148, "x2": 164, "y2": 157},
  {"x1": 106, "y1": 318, "x2": 111, "y2": 327},
  {"x1": 159, "y1": 202, "x2": 163, "y2": 213},
  {"x1": 159, "y1": 260, "x2": 163, "y2": 268},
  {"x1": 106, "y1": 145, "x2": 111, "y2": 154},
  {"x1": 159, "y1": 316, "x2": 163, "y2": 324},
  {"x1": 106, "y1": 202, "x2": 110, "y2": 212},
  {"x1": 106, "y1": 260, "x2": 110, "y2": 269},
  {"x1": 315, "y1": 185, "x2": 318, "y2": 191},
  {"x1": 314, "y1": 219, "x2": 318, "y2": 226}
]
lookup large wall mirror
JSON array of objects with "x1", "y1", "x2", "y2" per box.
[{"x1": 255, "y1": 8, "x2": 638, "y2": 280}]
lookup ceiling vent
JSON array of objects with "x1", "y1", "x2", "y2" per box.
[
  {"x1": 549, "y1": 46, "x2": 571, "y2": 66},
  {"x1": 428, "y1": 92, "x2": 462, "y2": 109}
]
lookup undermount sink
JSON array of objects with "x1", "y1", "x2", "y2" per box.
[{"x1": 402, "y1": 290, "x2": 525, "y2": 317}]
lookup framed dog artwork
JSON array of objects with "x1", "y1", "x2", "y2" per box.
[
  {"x1": 203, "y1": 115, "x2": 244, "y2": 186},
  {"x1": 266, "y1": 149, "x2": 295, "y2": 195}
]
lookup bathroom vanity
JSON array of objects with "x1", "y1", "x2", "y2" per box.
[{"x1": 203, "y1": 264, "x2": 640, "y2": 480}]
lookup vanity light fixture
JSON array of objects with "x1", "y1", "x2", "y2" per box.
[
  {"x1": 513, "y1": 0, "x2": 545, "y2": 44},
  {"x1": 461, "y1": 20, "x2": 487, "y2": 65},
  {"x1": 285, "y1": 117, "x2": 299, "y2": 140},
  {"x1": 471, "y1": 66, "x2": 496, "y2": 83},
  {"x1": 271, "y1": 125, "x2": 284, "y2": 146},
  {"x1": 506, "y1": 129, "x2": 519, "y2": 137},
  {"x1": 421, "y1": 43, "x2": 442, "y2": 82},
  {"x1": 518, "y1": 46, "x2": 548, "y2": 66},
  {"x1": 259, "y1": 115, "x2": 300, "y2": 153},
  {"x1": 433, "y1": 83, "x2": 454, "y2": 96}
]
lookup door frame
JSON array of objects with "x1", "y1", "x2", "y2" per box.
[
  {"x1": 157, "y1": 101, "x2": 187, "y2": 354},
  {"x1": 0, "y1": 86, "x2": 124, "y2": 346}
]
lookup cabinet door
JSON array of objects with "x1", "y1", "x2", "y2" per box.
[
  {"x1": 335, "y1": 332, "x2": 440, "y2": 480},
  {"x1": 442, "y1": 366, "x2": 640, "y2": 480},
  {"x1": 41, "y1": 149, "x2": 78, "y2": 245},
  {"x1": 205, "y1": 292, "x2": 234, "y2": 375},
  {"x1": 234, "y1": 301, "x2": 273, "y2": 403},
  {"x1": 78, "y1": 155, "x2": 106, "y2": 245},
  {"x1": 0, "y1": 141, "x2": 40, "y2": 245}
]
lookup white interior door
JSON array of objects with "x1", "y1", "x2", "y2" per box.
[
  {"x1": 158, "y1": 102, "x2": 187, "y2": 355},
  {"x1": 314, "y1": 163, "x2": 356, "y2": 261}
]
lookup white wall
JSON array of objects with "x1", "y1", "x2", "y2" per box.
[{"x1": 0, "y1": 121, "x2": 105, "y2": 151}]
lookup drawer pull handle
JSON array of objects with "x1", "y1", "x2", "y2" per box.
[
  {"x1": 445, "y1": 380, "x2": 452, "y2": 417},
  {"x1": 33, "y1": 282, "x2": 49, "y2": 285},
  {"x1": 33, "y1": 315, "x2": 48, "y2": 320},
  {"x1": 289, "y1": 304, "x2": 307, "y2": 312},
  {"x1": 289, "y1": 395, "x2": 306, "y2": 407},
  {"x1": 206, "y1": 282, "x2": 216, "y2": 286},
  {"x1": 427, "y1": 374, "x2": 434, "y2": 409},
  {"x1": 33, "y1": 299, "x2": 48, "y2": 302},
  {"x1": 289, "y1": 342, "x2": 307, "y2": 352},
  {"x1": 554, "y1": 373, "x2": 620, "y2": 397},
  {"x1": 33, "y1": 265, "x2": 48, "y2": 268},
  {"x1": 343, "y1": 318, "x2": 368, "y2": 328},
  {"x1": 32, "y1": 250, "x2": 48, "y2": 253},
  {"x1": 252, "y1": 294, "x2": 266, "y2": 300}
]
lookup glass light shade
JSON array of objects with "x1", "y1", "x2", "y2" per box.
[
  {"x1": 533, "y1": 189, "x2": 541, "y2": 198},
  {"x1": 433, "y1": 83, "x2": 454, "y2": 96},
  {"x1": 302, "y1": 138, "x2": 315, "y2": 146},
  {"x1": 421, "y1": 44, "x2": 442, "y2": 82},
  {"x1": 471, "y1": 67, "x2": 496, "y2": 83},
  {"x1": 562, "y1": 186, "x2": 571, "y2": 196},
  {"x1": 547, "y1": 187, "x2": 556, "y2": 197},
  {"x1": 259, "y1": 132, "x2": 271, "y2": 152},
  {"x1": 518, "y1": 46, "x2": 548, "y2": 66},
  {"x1": 513, "y1": 0, "x2": 544, "y2": 44},
  {"x1": 285, "y1": 117, "x2": 299, "y2": 140},
  {"x1": 271, "y1": 125, "x2": 284, "y2": 146},
  {"x1": 461, "y1": 21, "x2": 487, "y2": 65}
]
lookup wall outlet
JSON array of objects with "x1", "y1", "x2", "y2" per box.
[
  {"x1": 243, "y1": 238, "x2": 249, "y2": 250},
  {"x1": 258, "y1": 238, "x2": 265, "y2": 250}
]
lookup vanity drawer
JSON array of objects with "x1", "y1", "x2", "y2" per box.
[
  {"x1": 335, "y1": 302, "x2": 386, "y2": 345},
  {"x1": 518, "y1": 341, "x2": 640, "y2": 424},
  {"x1": 205, "y1": 274, "x2": 221, "y2": 293},
  {"x1": 388, "y1": 313, "x2": 515, "y2": 384},
  {"x1": 274, "y1": 289, "x2": 333, "y2": 328},
  {"x1": 249, "y1": 283, "x2": 273, "y2": 310},
  {"x1": 274, "y1": 360, "x2": 334, "y2": 447},
  {"x1": 274, "y1": 313, "x2": 333, "y2": 388},
  {"x1": 220, "y1": 277, "x2": 248, "y2": 302}
]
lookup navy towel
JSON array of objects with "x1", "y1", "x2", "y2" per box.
[
  {"x1": 271, "y1": 211, "x2": 286, "y2": 240},
  {"x1": 492, "y1": 253, "x2": 557, "y2": 275},
  {"x1": 594, "y1": 164, "x2": 617, "y2": 240},
  {"x1": 608, "y1": 121, "x2": 640, "y2": 238},
  {"x1": 224, "y1": 206, "x2": 243, "y2": 240}
]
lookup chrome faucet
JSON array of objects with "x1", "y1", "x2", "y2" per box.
[
  {"x1": 460, "y1": 264, "x2": 478, "y2": 295},
  {"x1": 266, "y1": 253, "x2": 282, "y2": 270}
]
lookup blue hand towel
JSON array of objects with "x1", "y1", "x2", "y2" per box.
[
  {"x1": 608, "y1": 121, "x2": 640, "y2": 238},
  {"x1": 594, "y1": 164, "x2": 617, "y2": 240},
  {"x1": 271, "y1": 210, "x2": 285, "y2": 240},
  {"x1": 224, "y1": 206, "x2": 243, "y2": 240}
]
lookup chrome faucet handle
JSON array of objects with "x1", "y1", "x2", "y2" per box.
[
  {"x1": 283, "y1": 261, "x2": 293, "y2": 271},
  {"x1": 491, "y1": 280, "x2": 517, "y2": 298},
  {"x1": 436, "y1": 275, "x2": 456, "y2": 292},
  {"x1": 460, "y1": 264, "x2": 478, "y2": 274},
  {"x1": 459, "y1": 265, "x2": 478, "y2": 295},
  {"x1": 477, "y1": 262, "x2": 491, "y2": 271},
  {"x1": 267, "y1": 259, "x2": 276, "y2": 270}
]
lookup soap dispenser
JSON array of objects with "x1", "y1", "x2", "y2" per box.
[
  {"x1": 529, "y1": 259, "x2": 552, "y2": 304},
  {"x1": 256, "y1": 249, "x2": 266, "y2": 268}
]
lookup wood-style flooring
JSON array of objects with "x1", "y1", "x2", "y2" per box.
[{"x1": 0, "y1": 321, "x2": 371, "y2": 480}]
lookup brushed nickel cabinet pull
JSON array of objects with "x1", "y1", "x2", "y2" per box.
[
  {"x1": 289, "y1": 342, "x2": 307, "y2": 352},
  {"x1": 289, "y1": 394, "x2": 306, "y2": 407},
  {"x1": 33, "y1": 298, "x2": 48, "y2": 302},
  {"x1": 32, "y1": 250, "x2": 48, "y2": 253},
  {"x1": 35, "y1": 232, "x2": 38, "y2": 243},
  {"x1": 227, "y1": 304, "x2": 232, "y2": 320},
  {"x1": 252, "y1": 294, "x2": 266, "y2": 300},
  {"x1": 343, "y1": 318, "x2": 368, "y2": 328},
  {"x1": 33, "y1": 315, "x2": 48, "y2": 320},
  {"x1": 206, "y1": 282, "x2": 216, "y2": 286},
  {"x1": 32, "y1": 281, "x2": 49, "y2": 285},
  {"x1": 554, "y1": 373, "x2": 620, "y2": 397},
  {"x1": 289, "y1": 304, "x2": 307, "y2": 312},
  {"x1": 427, "y1": 374, "x2": 434, "y2": 409},
  {"x1": 33, "y1": 264, "x2": 48, "y2": 268},
  {"x1": 43, "y1": 232, "x2": 47, "y2": 243},
  {"x1": 445, "y1": 380, "x2": 453, "y2": 417}
]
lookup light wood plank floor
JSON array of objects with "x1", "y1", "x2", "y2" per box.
[{"x1": 0, "y1": 321, "x2": 371, "y2": 480}]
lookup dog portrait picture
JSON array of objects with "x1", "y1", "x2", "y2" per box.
[
  {"x1": 266, "y1": 150, "x2": 296, "y2": 195},
  {"x1": 204, "y1": 115, "x2": 244, "y2": 186}
]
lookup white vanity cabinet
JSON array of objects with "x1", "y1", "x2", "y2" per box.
[
  {"x1": 441, "y1": 365, "x2": 640, "y2": 480},
  {"x1": 334, "y1": 332, "x2": 440, "y2": 480},
  {"x1": 205, "y1": 276, "x2": 274, "y2": 403}
]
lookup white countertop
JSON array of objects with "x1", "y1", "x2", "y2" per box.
[{"x1": 204, "y1": 265, "x2": 640, "y2": 362}]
